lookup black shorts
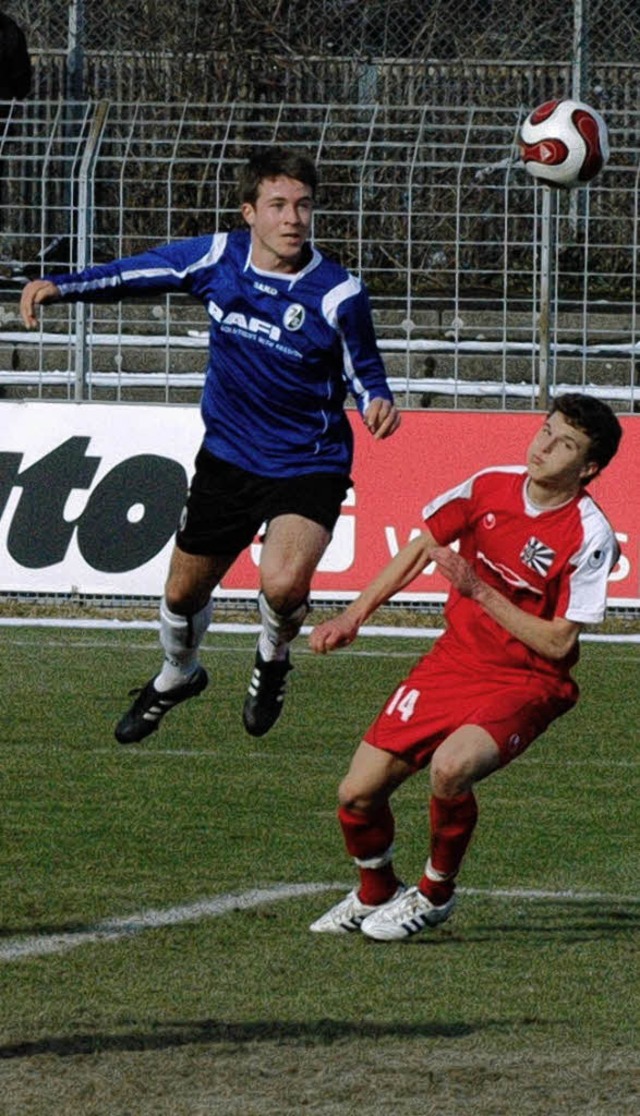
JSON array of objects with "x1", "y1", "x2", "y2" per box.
[{"x1": 176, "y1": 447, "x2": 352, "y2": 556}]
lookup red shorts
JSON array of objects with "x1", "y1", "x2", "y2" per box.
[{"x1": 364, "y1": 643, "x2": 578, "y2": 771}]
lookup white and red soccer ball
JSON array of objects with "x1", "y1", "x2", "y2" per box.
[{"x1": 519, "y1": 98, "x2": 610, "y2": 188}]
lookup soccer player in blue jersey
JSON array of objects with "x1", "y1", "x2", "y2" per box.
[{"x1": 20, "y1": 146, "x2": 400, "y2": 742}]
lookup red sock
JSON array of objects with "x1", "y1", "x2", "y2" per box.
[
  {"x1": 338, "y1": 804, "x2": 399, "y2": 905},
  {"x1": 418, "y1": 791, "x2": 478, "y2": 903}
]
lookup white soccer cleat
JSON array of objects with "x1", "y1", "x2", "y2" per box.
[
  {"x1": 309, "y1": 885, "x2": 406, "y2": 934},
  {"x1": 360, "y1": 885, "x2": 456, "y2": 941}
]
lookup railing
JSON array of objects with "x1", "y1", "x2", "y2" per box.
[{"x1": 1, "y1": 99, "x2": 639, "y2": 412}]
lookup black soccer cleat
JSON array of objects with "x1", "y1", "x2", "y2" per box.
[
  {"x1": 242, "y1": 650, "x2": 292, "y2": 737},
  {"x1": 114, "y1": 666, "x2": 209, "y2": 744}
]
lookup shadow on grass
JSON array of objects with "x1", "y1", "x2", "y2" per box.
[
  {"x1": 0, "y1": 1016, "x2": 516, "y2": 1060},
  {"x1": 464, "y1": 903, "x2": 640, "y2": 944}
]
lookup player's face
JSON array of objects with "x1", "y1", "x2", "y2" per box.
[
  {"x1": 526, "y1": 410, "x2": 597, "y2": 496},
  {"x1": 242, "y1": 175, "x2": 314, "y2": 273}
]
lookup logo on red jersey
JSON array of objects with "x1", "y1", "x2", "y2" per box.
[
  {"x1": 507, "y1": 733, "x2": 524, "y2": 756},
  {"x1": 588, "y1": 548, "x2": 606, "y2": 570},
  {"x1": 482, "y1": 512, "x2": 496, "y2": 529},
  {"x1": 520, "y1": 536, "x2": 555, "y2": 575}
]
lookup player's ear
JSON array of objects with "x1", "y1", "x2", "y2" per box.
[
  {"x1": 241, "y1": 201, "x2": 255, "y2": 226},
  {"x1": 580, "y1": 458, "x2": 599, "y2": 482}
]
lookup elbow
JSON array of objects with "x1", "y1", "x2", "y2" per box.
[{"x1": 543, "y1": 633, "x2": 579, "y2": 661}]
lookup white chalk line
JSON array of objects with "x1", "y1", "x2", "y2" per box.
[
  {"x1": 2, "y1": 881, "x2": 639, "y2": 963},
  {"x1": 0, "y1": 883, "x2": 340, "y2": 963},
  {"x1": 1, "y1": 617, "x2": 640, "y2": 645}
]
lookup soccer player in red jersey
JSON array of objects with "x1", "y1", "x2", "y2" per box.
[{"x1": 309, "y1": 393, "x2": 623, "y2": 940}]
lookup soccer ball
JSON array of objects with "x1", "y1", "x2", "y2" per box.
[{"x1": 519, "y1": 98, "x2": 610, "y2": 188}]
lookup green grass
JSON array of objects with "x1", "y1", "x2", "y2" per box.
[{"x1": 1, "y1": 625, "x2": 639, "y2": 1115}]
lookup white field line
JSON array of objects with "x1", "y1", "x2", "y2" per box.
[
  {"x1": 0, "y1": 883, "x2": 340, "y2": 963},
  {"x1": 2, "y1": 881, "x2": 639, "y2": 964},
  {"x1": 1, "y1": 617, "x2": 640, "y2": 644}
]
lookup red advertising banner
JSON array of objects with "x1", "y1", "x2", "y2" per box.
[
  {"x1": 0, "y1": 403, "x2": 637, "y2": 605},
  {"x1": 222, "y1": 410, "x2": 638, "y2": 605}
]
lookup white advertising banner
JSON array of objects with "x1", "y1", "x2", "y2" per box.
[
  {"x1": 1, "y1": 401, "x2": 638, "y2": 605},
  {"x1": 0, "y1": 400, "x2": 359, "y2": 598},
  {"x1": 0, "y1": 401, "x2": 202, "y2": 596}
]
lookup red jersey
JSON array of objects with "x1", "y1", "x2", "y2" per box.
[{"x1": 423, "y1": 466, "x2": 619, "y2": 682}]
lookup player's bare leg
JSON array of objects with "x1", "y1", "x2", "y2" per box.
[
  {"x1": 362, "y1": 725, "x2": 500, "y2": 940},
  {"x1": 310, "y1": 742, "x2": 412, "y2": 933},
  {"x1": 114, "y1": 547, "x2": 234, "y2": 744},
  {"x1": 243, "y1": 514, "x2": 330, "y2": 736}
]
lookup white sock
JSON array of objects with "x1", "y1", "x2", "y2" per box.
[
  {"x1": 424, "y1": 857, "x2": 453, "y2": 883},
  {"x1": 257, "y1": 591, "x2": 309, "y2": 663},
  {"x1": 155, "y1": 597, "x2": 213, "y2": 691}
]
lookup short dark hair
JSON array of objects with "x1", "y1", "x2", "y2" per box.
[
  {"x1": 550, "y1": 393, "x2": 623, "y2": 478},
  {"x1": 238, "y1": 146, "x2": 318, "y2": 206}
]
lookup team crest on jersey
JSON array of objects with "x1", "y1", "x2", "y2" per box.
[
  {"x1": 520, "y1": 536, "x2": 555, "y2": 576},
  {"x1": 588, "y1": 548, "x2": 606, "y2": 570},
  {"x1": 482, "y1": 512, "x2": 496, "y2": 530},
  {"x1": 283, "y1": 303, "x2": 305, "y2": 331}
]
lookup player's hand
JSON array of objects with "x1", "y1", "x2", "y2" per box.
[
  {"x1": 309, "y1": 613, "x2": 360, "y2": 653},
  {"x1": 363, "y1": 398, "x2": 401, "y2": 440},
  {"x1": 432, "y1": 545, "x2": 481, "y2": 599},
  {"x1": 20, "y1": 279, "x2": 60, "y2": 329}
]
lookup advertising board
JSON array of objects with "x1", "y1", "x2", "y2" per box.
[{"x1": 0, "y1": 402, "x2": 636, "y2": 605}]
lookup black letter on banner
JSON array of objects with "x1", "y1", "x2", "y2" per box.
[
  {"x1": 0, "y1": 453, "x2": 23, "y2": 520},
  {"x1": 7, "y1": 437, "x2": 99, "y2": 567},
  {"x1": 76, "y1": 455, "x2": 187, "y2": 572}
]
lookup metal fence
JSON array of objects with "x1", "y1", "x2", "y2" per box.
[
  {"x1": 0, "y1": 98, "x2": 639, "y2": 412},
  {"x1": 4, "y1": 0, "x2": 640, "y2": 104}
]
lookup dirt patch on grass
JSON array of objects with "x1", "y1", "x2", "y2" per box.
[{"x1": 2, "y1": 1036, "x2": 639, "y2": 1115}]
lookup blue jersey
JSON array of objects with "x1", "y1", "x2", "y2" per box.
[{"x1": 49, "y1": 229, "x2": 393, "y2": 478}]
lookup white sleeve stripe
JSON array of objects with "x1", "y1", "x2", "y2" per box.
[
  {"x1": 56, "y1": 275, "x2": 120, "y2": 295},
  {"x1": 341, "y1": 339, "x2": 368, "y2": 408},
  {"x1": 321, "y1": 274, "x2": 368, "y2": 403},
  {"x1": 57, "y1": 233, "x2": 226, "y2": 295},
  {"x1": 563, "y1": 495, "x2": 618, "y2": 622},
  {"x1": 121, "y1": 233, "x2": 226, "y2": 282},
  {"x1": 321, "y1": 274, "x2": 362, "y2": 324}
]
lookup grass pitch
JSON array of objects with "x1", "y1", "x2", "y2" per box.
[{"x1": 1, "y1": 624, "x2": 639, "y2": 1115}]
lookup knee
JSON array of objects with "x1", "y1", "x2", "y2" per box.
[
  {"x1": 260, "y1": 552, "x2": 314, "y2": 614},
  {"x1": 337, "y1": 777, "x2": 381, "y2": 816},
  {"x1": 430, "y1": 752, "x2": 470, "y2": 799},
  {"x1": 165, "y1": 586, "x2": 193, "y2": 614},
  {"x1": 164, "y1": 577, "x2": 210, "y2": 616},
  {"x1": 260, "y1": 578, "x2": 305, "y2": 616}
]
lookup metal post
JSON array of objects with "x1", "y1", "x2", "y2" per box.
[
  {"x1": 74, "y1": 100, "x2": 109, "y2": 401},
  {"x1": 571, "y1": 0, "x2": 587, "y2": 101},
  {"x1": 67, "y1": 0, "x2": 86, "y2": 100},
  {"x1": 537, "y1": 185, "x2": 556, "y2": 412},
  {"x1": 570, "y1": 0, "x2": 588, "y2": 234}
]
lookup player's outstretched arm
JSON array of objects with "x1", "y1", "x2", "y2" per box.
[
  {"x1": 20, "y1": 279, "x2": 61, "y2": 329},
  {"x1": 310, "y1": 531, "x2": 437, "y2": 654},
  {"x1": 309, "y1": 610, "x2": 361, "y2": 653},
  {"x1": 363, "y1": 397, "x2": 401, "y2": 440},
  {"x1": 432, "y1": 545, "x2": 582, "y2": 661}
]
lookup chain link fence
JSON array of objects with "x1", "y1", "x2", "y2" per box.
[
  {"x1": 3, "y1": 0, "x2": 640, "y2": 106},
  {"x1": 1, "y1": 99, "x2": 638, "y2": 413},
  {"x1": 1, "y1": 2, "x2": 639, "y2": 412}
]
